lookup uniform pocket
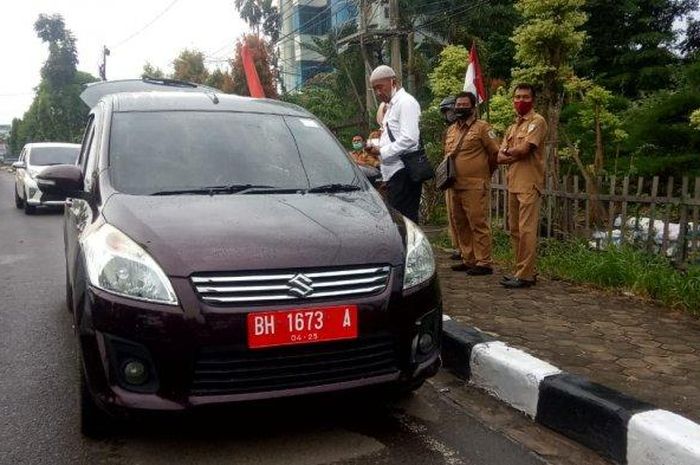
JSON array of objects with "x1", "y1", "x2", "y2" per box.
[{"x1": 517, "y1": 190, "x2": 540, "y2": 205}]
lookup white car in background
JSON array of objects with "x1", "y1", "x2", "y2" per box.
[{"x1": 14, "y1": 142, "x2": 81, "y2": 214}]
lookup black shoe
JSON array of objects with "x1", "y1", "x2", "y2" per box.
[
  {"x1": 450, "y1": 251, "x2": 462, "y2": 261},
  {"x1": 501, "y1": 277, "x2": 535, "y2": 288},
  {"x1": 500, "y1": 275, "x2": 513, "y2": 285},
  {"x1": 466, "y1": 266, "x2": 493, "y2": 276},
  {"x1": 451, "y1": 263, "x2": 472, "y2": 272}
]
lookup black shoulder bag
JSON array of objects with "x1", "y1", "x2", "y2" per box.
[
  {"x1": 386, "y1": 125, "x2": 435, "y2": 183},
  {"x1": 435, "y1": 124, "x2": 472, "y2": 191}
]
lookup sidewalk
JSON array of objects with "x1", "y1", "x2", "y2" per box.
[{"x1": 435, "y1": 249, "x2": 700, "y2": 424}]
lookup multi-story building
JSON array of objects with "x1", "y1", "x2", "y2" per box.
[{"x1": 278, "y1": 0, "x2": 388, "y2": 92}]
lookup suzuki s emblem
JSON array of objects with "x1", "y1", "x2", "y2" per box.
[{"x1": 288, "y1": 273, "x2": 314, "y2": 298}]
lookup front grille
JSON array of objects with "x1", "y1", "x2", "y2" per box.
[
  {"x1": 191, "y1": 335, "x2": 398, "y2": 395},
  {"x1": 191, "y1": 265, "x2": 391, "y2": 305}
]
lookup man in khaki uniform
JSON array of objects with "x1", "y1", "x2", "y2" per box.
[
  {"x1": 445, "y1": 91, "x2": 500, "y2": 275},
  {"x1": 439, "y1": 95, "x2": 462, "y2": 261},
  {"x1": 498, "y1": 83, "x2": 548, "y2": 288}
]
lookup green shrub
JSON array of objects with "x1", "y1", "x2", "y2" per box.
[{"x1": 432, "y1": 228, "x2": 700, "y2": 316}]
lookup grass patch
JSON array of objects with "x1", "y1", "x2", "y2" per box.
[{"x1": 431, "y1": 227, "x2": 700, "y2": 316}]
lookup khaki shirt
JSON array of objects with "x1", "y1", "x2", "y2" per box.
[
  {"x1": 444, "y1": 118, "x2": 500, "y2": 190},
  {"x1": 501, "y1": 111, "x2": 548, "y2": 193}
]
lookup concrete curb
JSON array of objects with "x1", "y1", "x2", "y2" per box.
[{"x1": 441, "y1": 316, "x2": 700, "y2": 465}]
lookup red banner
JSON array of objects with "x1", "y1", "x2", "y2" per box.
[{"x1": 241, "y1": 42, "x2": 265, "y2": 98}]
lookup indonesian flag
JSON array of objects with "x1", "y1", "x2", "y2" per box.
[{"x1": 463, "y1": 43, "x2": 487, "y2": 103}]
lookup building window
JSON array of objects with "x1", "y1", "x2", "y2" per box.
[{"x1": 296, "y1": 5, "x2": 331, "y2": 35}]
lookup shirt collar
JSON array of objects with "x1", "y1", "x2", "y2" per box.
[
  {"x1": 389, "y1": 87, "x2": 406, "y2": 106},
  {"x1": 457, "y1": 116, "x2": 476, "y2": 128},
  {"x1": 517, "y1": 110, "x2": 535, "y2": 123}
]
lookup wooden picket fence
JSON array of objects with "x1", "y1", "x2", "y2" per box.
[{"x1": 489, "y1": 169, "x2": 700, "y2": 264}]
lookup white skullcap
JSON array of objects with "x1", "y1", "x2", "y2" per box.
[{"x1": 370, "y1": 65, "x2": 396, "y2": 83}]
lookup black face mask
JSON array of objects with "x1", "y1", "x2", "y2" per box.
[{"x1": 455, "y1": 108, "x2": 474, "y2": 120}]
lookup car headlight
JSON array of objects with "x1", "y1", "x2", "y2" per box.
[
  {"x1": 82, "y1": 224, "x2": 179, "y2": 305},
  {"x1": 402, "y1": 217, "x2": 436, "y2": 290}
]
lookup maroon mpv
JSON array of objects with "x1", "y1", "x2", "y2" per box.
[{"x1": 38, "y1": 79, "x2": 442, "y2": 436}]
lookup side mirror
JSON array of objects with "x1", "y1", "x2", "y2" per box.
[
  {"x1": 12, "y1": 161, "x2": 25, "y2": 169},
  {"x1": 36, "y1": 164, "x2": 84, "y2": 197}
]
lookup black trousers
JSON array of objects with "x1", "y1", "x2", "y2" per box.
[{"x1": 387, "y1": 168, "x2": 422, "y2": 223}]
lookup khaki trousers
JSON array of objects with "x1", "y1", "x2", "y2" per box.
[
  {"x1": 450, "y1": 187, "x2": 492, "y2": 268},
  {"x1": 507, "y1": 190, "x2": 542, "y2": 280},
  {"x1": 445, "y1": 189, "x2": 461, "y2": 250}
]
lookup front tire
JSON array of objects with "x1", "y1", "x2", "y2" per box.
[
  {"x1": 14, "y1": 186, "x2": 23, "y2": 209},
  {"x1": 23, "y1": 191, "x2": 36, "y2": 215},
  {"x1": 65, "y1": 268, "x2": 73, "y2": 314},
  {"x1": 78, "y1": 351, "x2": 111, "y2": 438}
]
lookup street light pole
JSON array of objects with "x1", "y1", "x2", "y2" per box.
[{"x1": 99, "y1": 46, "x2": 110, "y2": 81}]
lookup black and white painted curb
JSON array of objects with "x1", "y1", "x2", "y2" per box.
[{"x1": 440, "y1": 315, "x2": 700, "y2": 465}]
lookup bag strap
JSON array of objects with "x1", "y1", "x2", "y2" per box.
[
  {"x1": 446, "y1": 122, "x2": 476, "y2": 159},
  {"x1": 386, "y1": 123, "x2": 424, "y2": 149}
]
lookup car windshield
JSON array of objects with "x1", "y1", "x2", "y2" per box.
[
  {"x1": 108, "y1": 111, "x2": 362, "y2": 195},
  {"x1": 29, "y1": 146, "x2": 79, "y2": 166}
]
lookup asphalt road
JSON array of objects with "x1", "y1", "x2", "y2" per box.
[{"x1": 0, "y1": 170, "x2": 603, "y2": 465}]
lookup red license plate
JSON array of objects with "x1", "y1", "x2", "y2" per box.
[{"x1": 247, "y1": 305, "x2": 358, "y2": 349}]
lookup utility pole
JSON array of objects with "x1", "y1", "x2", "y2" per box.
[
  {"x1": 99, "y1": 46, "x2": 110, "y2": 81},
  {"x1": 388, "y1": 0, "x2": 402, "y2": 81},
  {"x1": 407, "y1": 31, "x2": 415, "y2": 95},
  {"x1": 359, "y1": 0, "x2": 376, "y2": 127}
]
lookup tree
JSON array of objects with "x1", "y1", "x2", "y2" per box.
[
  {"x1": 234, "y1": 0, "x2": 281, "y2": 42},
  {"x1": 427, "y1": 45, "x2": 468, "y2": 107},
  {"x1": 205, "y1": 68, "x2": 236, "y2": 93},
  {"x1": 172, "y1": 49, "x2": 209, "y2": 83},
  {"x1": 511, "y1": 0, "x2": 588, "y2": 179},
  {"x1": 141, "y1": 62, "x2": 165, "y2": 79},
  {"x1": 620, "y1": 60, "x2": 700, "y2": 178},
  {"x1": 402, "y1": 0, "x2": 520, "y2": 83},
  {"x1": 578, "y1": 0, "x2": 696, "y2": 96},
  {"x1": 8, "y1": 118, "x2": 22, "y2": 155},
  {"x1": 10, "y1": 15, "x2": 98, "y2": 150},
  {"x1": 303, "y1": 24, "x2": 366, "y2": 122},
  {"x1": 229, "y1": 34, "x2": 278, "y2": 98},
  {"x1": 34, "y1": 14, "x2": 78, "y2": 89},
  {"x1": 564, "y1": 78, "x2": 625, "y2": 175}
]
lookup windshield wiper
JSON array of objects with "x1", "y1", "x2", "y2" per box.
[
  {"x1": 150, "y1": 184, "x2": 281, "y2": 196},
  {"x1": 305, "y1": 184, "x2": 362, "y2": 193}
]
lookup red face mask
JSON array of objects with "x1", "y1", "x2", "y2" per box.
[{"x1": 514, "y1": 100, "x2": 533, "y2": 116}]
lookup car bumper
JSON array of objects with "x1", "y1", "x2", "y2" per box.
[{"x1": 77, "y1": 272, "x2": 442, "y2": 415}]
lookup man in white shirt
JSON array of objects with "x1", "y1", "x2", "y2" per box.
[{"x1": 366, "y1": 65, "x2": 423, "y2": 223}]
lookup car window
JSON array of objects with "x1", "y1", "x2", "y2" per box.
[
  {"x1": 284, "y1": 116, "x2": 359, "y2": 186},
  {"x1": 28, "y1": 146, "x2": 80, "y2": 166},
  {"x1": 84, "y1": 130, "x2": 99, "y2": 191},
  {"x1": 108, "y1": 111, "x2": 361, "y2": 195},
  {"x1": 78, "y1": 115, "x2": 95, "y2": 169}
]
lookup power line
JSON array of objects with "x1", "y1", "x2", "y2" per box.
[
  {"x1": 111, "y1": 0, "x2": 181, "y2": 49},
  {"x1": 275, "y1": 1, "x2": 351, "y2": 47},
  {"x1": 204, "y1": 0, "x2": 320, "y2": 59},
  {"x1": 414, "y1": 1, "x2": 489, "y2": 32}
]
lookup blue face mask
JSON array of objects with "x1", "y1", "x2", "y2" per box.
[{"x1": 352, "y1": 142, "x2": 363, "y2": 150}]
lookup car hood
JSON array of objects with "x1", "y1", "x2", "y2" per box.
[{"x1": 102, "y1": 191, "x2": 406, "y2": 277}]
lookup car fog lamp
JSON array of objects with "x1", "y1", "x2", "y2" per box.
[
  {"x1": 123, "y1": 360, "x2": 148, "y2": 385},
  {"x1": 418, "y1": 333, "x2": 435, "y2": 354}
]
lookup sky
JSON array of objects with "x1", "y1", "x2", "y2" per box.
[{"x1": 0, "y1": 0, "x2": 250, "y2": 124}]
